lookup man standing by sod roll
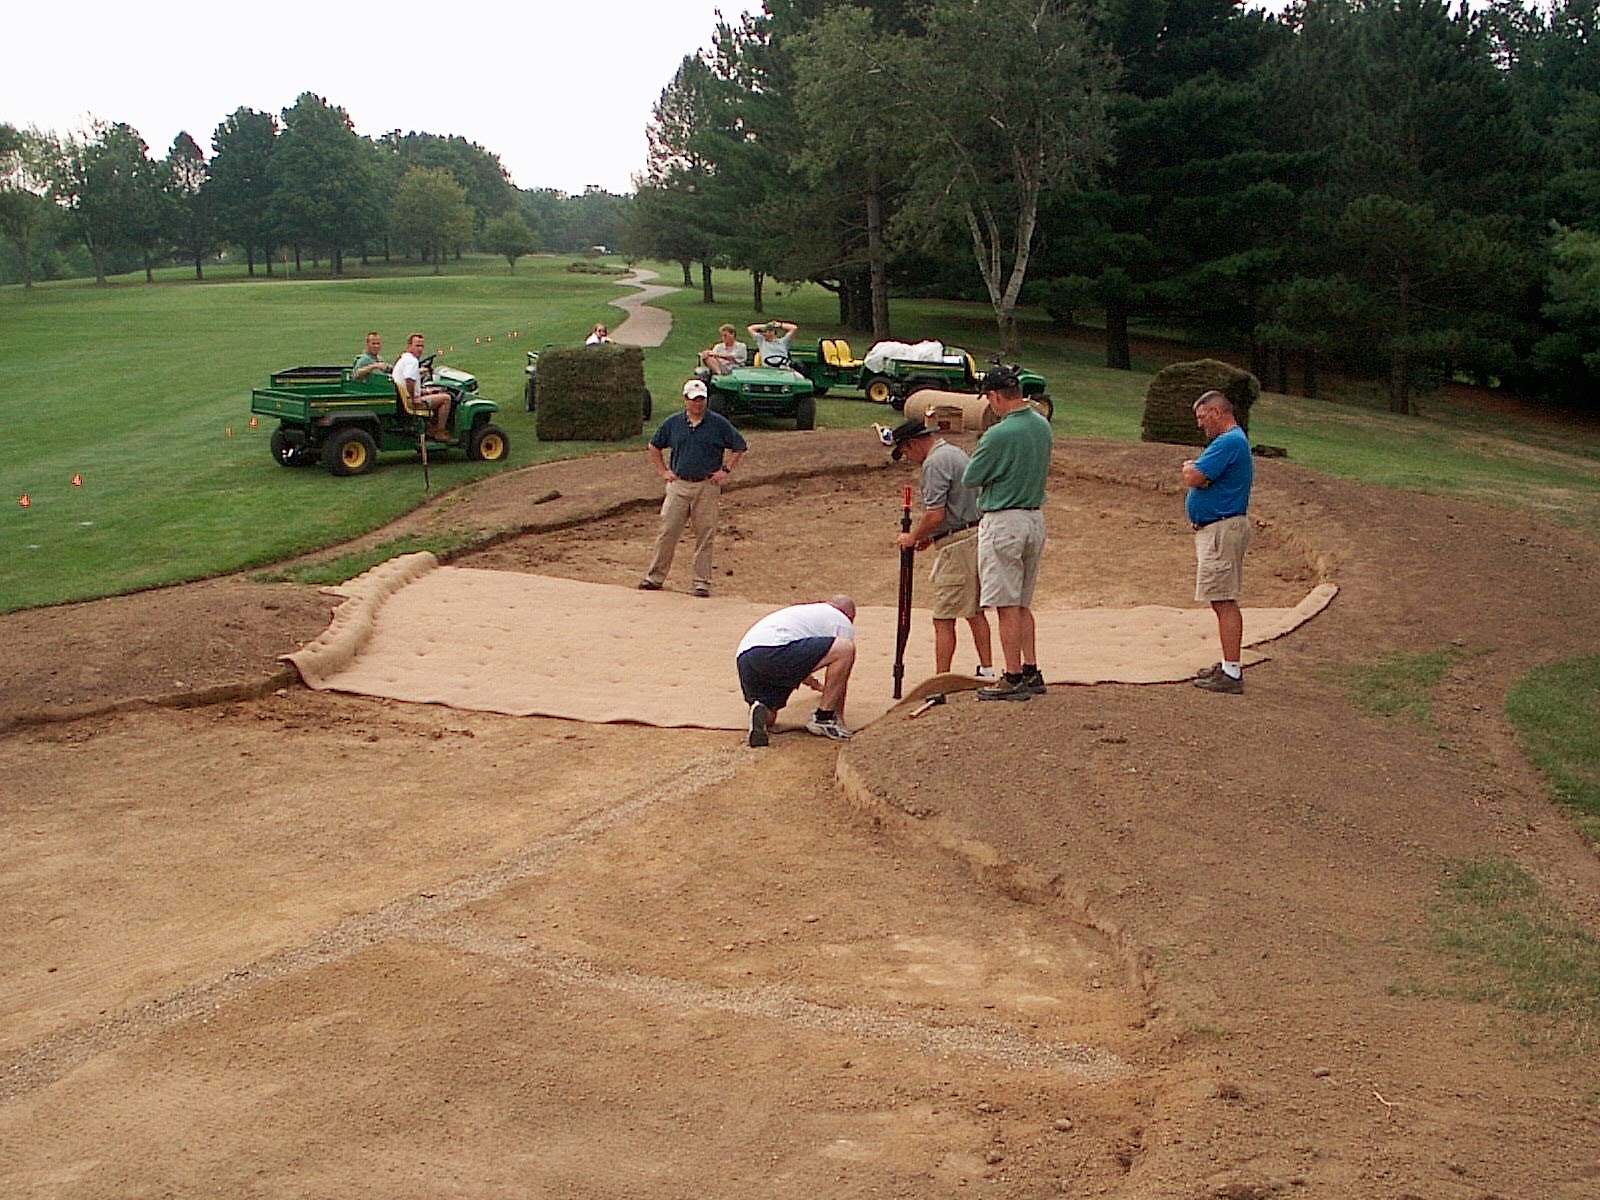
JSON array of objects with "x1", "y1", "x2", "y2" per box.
[
  {"x1": 639, "y1": 378, "x2": 748, "y2": 598},
  {"x1": 887, "y1": 418, "x2": 996, "y2": 679},
  {"x1": 1182, "y1": 390, "x2": 1253, "y2": 693},
  {"x1": 962, "y1": 367, "x2": 1053, "y2": 701}
]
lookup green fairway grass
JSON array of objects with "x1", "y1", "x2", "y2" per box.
[{"x1": 6, "y1": 258, "x2": 1599, "y2": 612}]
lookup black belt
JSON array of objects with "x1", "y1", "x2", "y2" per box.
[
  {"x1": 930, "y1": 521, "x2": 977, "y2": 543},
  {"x1": 981, "y1": 507, "x2": 1040, "y2": 514},
  {"x1": 1191, "y1": 513, "x2": 1245, "y2": 531},
  {"x1": 676, "y1": 475, "x2": 715, "y2": 483}
]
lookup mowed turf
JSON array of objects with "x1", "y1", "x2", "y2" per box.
[{"x1": 6, "y1": 257, "x2": 1600, "y2": 612}]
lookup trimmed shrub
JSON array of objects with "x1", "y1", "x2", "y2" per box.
[
  {"x1": 536, "y1": 344, "x2": 646, "y2": 442},
  {"x1": 1141, "y1": 359, "x2": 1259, "y2": 446}
]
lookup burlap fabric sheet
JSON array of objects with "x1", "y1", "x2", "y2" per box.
[{"x1": 287, "y1": 554, "x2": 1337, "y2": 731}]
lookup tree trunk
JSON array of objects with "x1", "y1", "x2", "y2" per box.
[
  {"x1": 18, "y1": 233, "x2": 33, "y2": 289},
  {"x1": 1273, "y1": 348, "x2": 1289, "y2": 395},
  {"x1": 842, "y1": 270, "x2": 872, "y2": 333},
  {"x1": 1389, "y1": 353, "x2": 1412, "y2": 415},
  {"x1": 93, "y1": 248, "x2": 107, "y2": 285},
  {"x1": 333, "y1": 247, "x2": 343, "y2": 275},
  {"x1": 143, "y1": 251, "x2": 154, "y2": 284},
  {"x1": 700, "y1": 260, "x2": 714, "y2": 304},
  {"x1": 679, "y1": 259, "x2": 692, "y2": 287},
  {"x1": 751, "y1": 269, "x2": 764, "y2": 314},
  {"x1": 247, "y1": 247, "x2": 256, "y2": 276},
  {"x1": 1104, "y1": 300, "x2": 1130, "y2": 370},
  {"x1": 996, "y1": 307, "x2": 1019, "y2": 359},
  {"x1": 865, "y1": 169, "x2": 890, "y2": 342},
  {"x1": 1302, "y1": 351, "x2": 1318, "y2": 400},
  {"x1": 294, "y1": 246, "x2": 302, "y2": 272},
  {"x1": 194, "y1": 255, "x2": 203, "y2": 281}
]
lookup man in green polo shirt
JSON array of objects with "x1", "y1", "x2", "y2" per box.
[{"x1": 961, "y1": 367, "x2": 1053, "y2": 701}]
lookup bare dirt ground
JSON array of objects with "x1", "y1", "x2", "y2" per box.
[{"x1": 3, "y1": 428, "x2": 1598, "y2": 1198}]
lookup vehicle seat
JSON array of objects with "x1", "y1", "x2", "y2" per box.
[
  {"x1": 824, "y1": 338, "x2": 862, "y2": 369},
  {"x1": 395, "y1": 378, "x2": 433, "y2": 419}
]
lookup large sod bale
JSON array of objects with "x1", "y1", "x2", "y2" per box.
[
  {"x1": 1141, "y1": 359, "x2": 1258, "y2": 447},
  {"x1": 536, "y1": 344, "x2": 647, "y2": 442}
]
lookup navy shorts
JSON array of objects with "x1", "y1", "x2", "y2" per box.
[{"x1": 737, "y1": 637, "x2": 835, "y2": 711}]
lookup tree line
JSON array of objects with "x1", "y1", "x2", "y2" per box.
[
  {"x1": 624, "y1": 0, "x2": 1600, "y2": 413},
  {"x1": 0, "y1": 93, "x2": 629, "y2": 286}
]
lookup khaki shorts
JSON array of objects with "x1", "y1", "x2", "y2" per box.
[
  {"x1": 928, "y1": 528, "x2": 980, "y2": 620},
  {"x1": 977, "y1": 509, "x2": 1046, "y2": 609},
  {"x1": 1193, "y1": 514, "x2": 1250, "y2": 602}
]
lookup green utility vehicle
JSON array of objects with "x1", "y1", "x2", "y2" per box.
[
  {"x1": 788, "y1": 337, "x2": 1052, "y2": 418},
  {"x1": 251, "y1": 358, "x2": 508, "y2": 476},
  {"x1": 705, "y1": 364, "x2": 817, "y2": 430}
]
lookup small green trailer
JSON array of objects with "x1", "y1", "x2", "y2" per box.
[
  {"x1": 251, "y1": 359, "x2": 509, "y2": 476},
  {"x1": 788, "y1": 337, "x2": 1052, "y2": 418}
]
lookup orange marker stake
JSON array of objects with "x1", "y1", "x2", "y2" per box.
[
  {"x1": 226, "y1": 427, "x2": 234, "y2": 437},
  {"x1": 72, "y1": 474, "x2": 83, "y2": 487},
  {"x1": 19, "y1": 494, "x2": 30, "y2": 508},
  {"x1": 249, "y1": 416, "x2": 259, "y2": 428}
]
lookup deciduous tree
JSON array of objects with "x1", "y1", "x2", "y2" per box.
[
  {"x1": 388, "y1": 165, "x2": 474, "y2": 272},
  {"x1": 892, "y1": 0, "x2": 1117, "y2": 354},
  {"x1": 483, "y1": 209, "x2": 538, "y2": 271},
  {"x1": 0, "y1": 124, "x2": 61, "y2": 289},
  {"x1": 166, "y1": 132, "x2": 213, "y2": 280},
  {"x1": 206, "y1": 107, "x2": 278, "y2": 275}
]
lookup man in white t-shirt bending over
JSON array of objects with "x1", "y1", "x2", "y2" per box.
[
  {"x1": 392, "y1": 332, "x2": 454, "y2": 442},
  {"x1": 736, "y1": 595, "x2": 857, "y2": 747}
]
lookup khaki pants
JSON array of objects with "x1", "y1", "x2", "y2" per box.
[{"x1": 645, "y1": 478, "x2": 720, "y2": 588}]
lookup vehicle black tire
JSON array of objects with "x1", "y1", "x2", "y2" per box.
[
  {"x1": 467, "y1": 422, "x2": 510, "y2": 463},
  {"x1": 270, "y1": 425, "x2": 308, "y2": 467},
  {"x1": 864, "y1": 374, "x2": 893, "y2": 404},
  {"x1": 1031, "y1": 393, "x2": 1055, "y2": 422},
  {"x1": 889, "y1": 391, "x2": 906, "y2": 413},
  {"x1": 795, "y1": 396, "x2": 817, "y2": 430},
  {"x1": 709, "y1": 391, "x2": 732, "y2": 419},
  {"x1": 323, "y1": 426, "x2": 379, "y2": 476},
  {"x1": 642, "y1": 389, "x2": 653, "y2": 421},
  {"x1": 524, "y1": 376, "x2": 537, "y2": 413},
  {"x1": 811, "y1": 385, "x2": 830, "y2": 398}
]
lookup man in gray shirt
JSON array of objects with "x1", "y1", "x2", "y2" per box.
[{"x1": 889, "y1": 418, "x2": 996, "y2": 678}]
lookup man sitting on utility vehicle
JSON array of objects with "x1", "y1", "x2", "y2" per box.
[
  {"x1": 392, "y1": 332, "x2": 454, "y2": 442},
  {"x1": 747, "y1": 319, "x2": 800, "y2": 370},
  {"x1": 351, "y1": 331, "x2": 389, "y2": 381},
  {"x1": 699, "y1": 324, "x2": 748, "y2": 375}
]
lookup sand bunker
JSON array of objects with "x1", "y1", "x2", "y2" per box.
[{"x1": 287, "y1": 554, "x2": 1336, "y2": 731}]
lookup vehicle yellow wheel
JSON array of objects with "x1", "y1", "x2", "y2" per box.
[
  {"x1": 865, "y1": 376, "x2": 892, "y2": 404},
  {"x1": 467, "y1": 423, "x2": 510, "y2": 463},
  {"x1": 323, "y1": 427, "x2": 379, "y2": 476}
]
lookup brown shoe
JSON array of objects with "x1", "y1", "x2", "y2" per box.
[{"x1": 1194, "y1": 670, "x2": 1243, "y2": 694}]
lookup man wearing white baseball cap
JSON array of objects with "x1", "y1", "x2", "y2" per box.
[{"x1": 639, "y1": 378, "x2": 748, "y2": 597}]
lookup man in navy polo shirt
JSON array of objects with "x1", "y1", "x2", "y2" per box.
[
  {"x1": 639, "y1": 378, "x2": 748, "y2": 597},
  {"x1": 1181, "y1": 390, "x2": 1254, "y2": 693}
]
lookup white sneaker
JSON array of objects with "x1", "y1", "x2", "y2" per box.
[
  {"x1": 974, "y1": 665, "x2": 999, "y2": 680},
  {"x1": 805, "y1": 713, "x2": 853, "y2": 740}
]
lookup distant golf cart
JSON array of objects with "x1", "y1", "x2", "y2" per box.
[
  {"x1": 525, "y1": 348, "x2": 653, "y2": 420},
  {"x1": 789, "y1": 337, "x2": 1052, "y2": 419},
  {"x1": 251, "y1": 357, "x2": 508, "y2": 476},
  {"x1": 695, "y1": 361, "x2": 817, "y2": 430}
]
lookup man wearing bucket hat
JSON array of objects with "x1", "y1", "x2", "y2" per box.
[
  {"x1": 639, "y1": 378, "x2": 748, "y2": 597},
  {"x1": 885, "y1": 418, "x2": 997, "y2": 680},
  {"x1": 961, "y1": 365, "x2": 1053, "y2": 700},
  {"x1": 747, "y1": 318, "x2": 799, "y2": 370}
]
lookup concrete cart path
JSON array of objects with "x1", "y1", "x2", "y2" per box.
[{"x1": 607, "y1": 268, "x2": 676, "y2": 348}]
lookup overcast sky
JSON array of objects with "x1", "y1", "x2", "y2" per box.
[{"x1": 1, "y1": 0, "x2": 759, "y2": 195}]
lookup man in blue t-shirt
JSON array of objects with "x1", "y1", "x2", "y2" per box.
[
  {"x1": 639, "y1": 378, "x2": 748, "y2": 597},
  {"x1": 1181, "y1": 390, "x2": 1254, "y2": 693}
]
